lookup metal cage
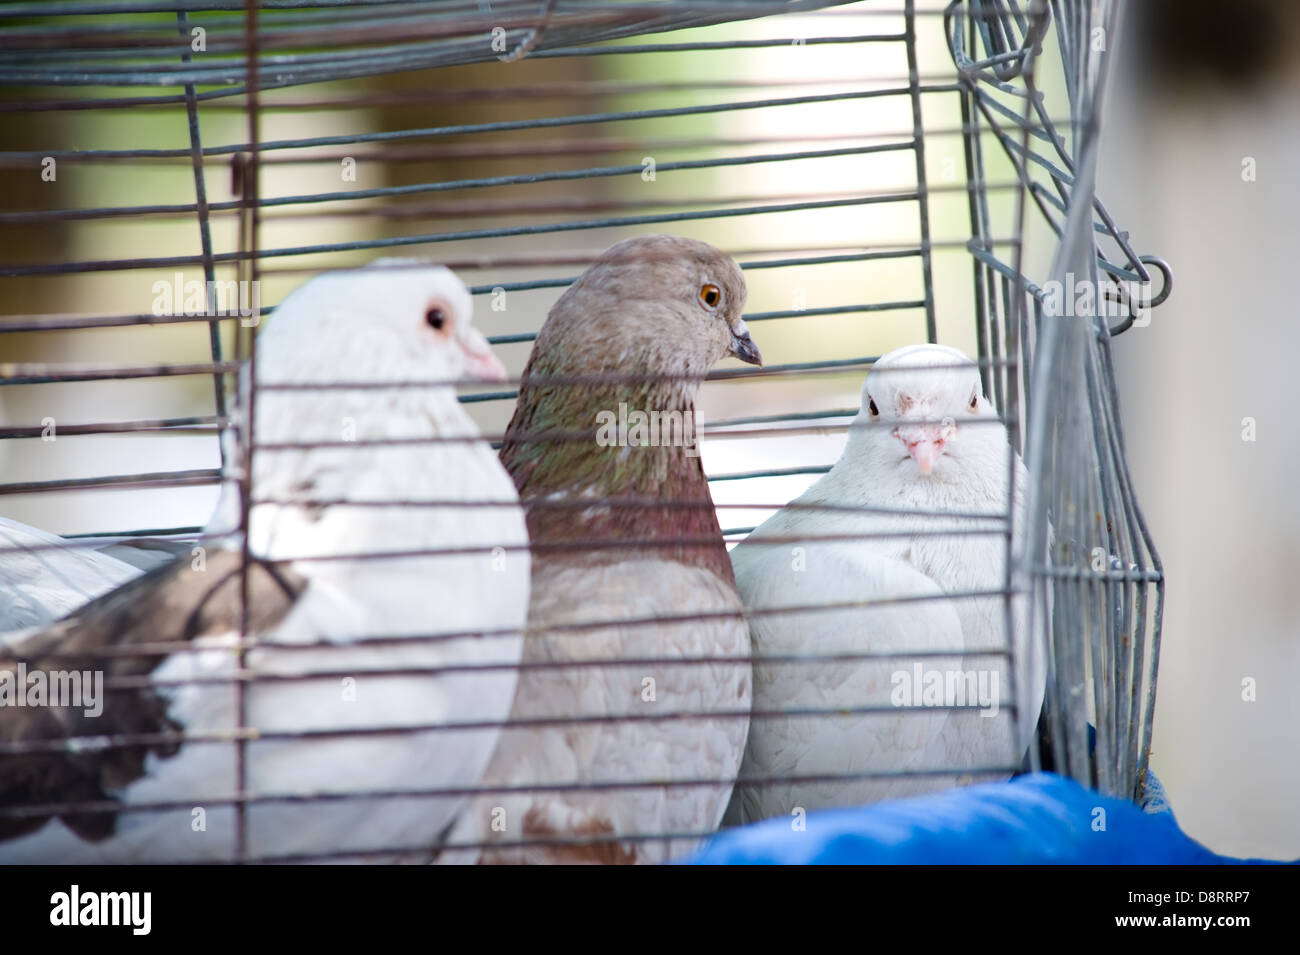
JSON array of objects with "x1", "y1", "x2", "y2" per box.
[{"x1": 0, "y1": 0, "x2": 1166, "y2": 862}]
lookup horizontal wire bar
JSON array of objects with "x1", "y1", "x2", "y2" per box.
[
  {"x1": 6, "y1": 2, "x2": 879, "y2": 56},
  {"x1": 3, "y1": 189, "x2": 882, "y2": 227},
  {"x1": 0, "y1": 451, "x2": 995, "y2": 497},
  {"x1": 0, "y1": 30, "x2": 910, "y2": 105},
  {"x1": 0, "y1": 354, "x2": 1011, "y2": 390},
  {"x1": 0, "y1": 699, "x2": 1023, "y2": 760},
  {"x1": 0, "y1": 508, "x2": 1016, "y2": 561},
  {"x1": 0, "y1": 416, "x2": 225, "y2": 440},
  {"x1": 8, "y1": 86, "x2": 958, "y2": 162},
  {"x1": 7, "y1": 3, "x2": 889, "y2": 54},
  {"x1": 238, "y1": 414, "x2": 1013, "y2": 452},
  {"x1": 0, "y1": 519, "x2": 1019, "y2": 562},
  {"x1": 0, "y1": 193, "x2": 923, "y2": 276},
  {"x1": 13, "y1": 146, "x2": 952, "y2": 226},
  {"x1": 0, "y1": 529, "x2": 1016, "y2": 568},
  {"x1": 89, "y1": 646, "x2": 1010, "y2": 693},
  {"x1": 0, "y1": 74, "x2": 888, "y2": 111},
  {"x1": 0, "y1": 468, "x2": 223, "y2": 497},
  {"x1": 62, "y1": 526, "x2": 205, "y2": 541},
  {"x1": 0, "y1": 1, "x2": 996, "y2": 20},
  {"x1": 0, "y1": 360, "x2": 241, "y2": 386},
  {"x1": 225, "y1": 498, "x2": 1009, "y2": 520},
  {"x1": 2, "y1": 240, "x2": 1013, "y2": 331},
  {"x1": 0, "y1": 7, "x2": 652, "y2": 57},
  {"x1": 0, "y1": 142, "x2": 925, "y2": 224},
  {"x1": 710, "y1": 465, "x2": 829, "y2": 483},
  {"x1": 12, "y1": 588, "x2": 1019, "y2": 661},
  {"x1": 0, "y1": 124, "x2": 1064, "y2": 164},
  {"x1": 0, "y1": 21, "x2": 945, "y2": 91},
  {"x1": 0, "y1": 763, "x2": 1022, "y2": 833}
]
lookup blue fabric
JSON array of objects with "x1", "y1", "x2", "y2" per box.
[
  {"x1": 685, "y1": 773, "x2": 1286, "y2": 865},
  {"x1": 1138, "y1": 768, "x2": 1173, "y2": 817}
]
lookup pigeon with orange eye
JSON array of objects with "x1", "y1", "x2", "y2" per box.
[
  {"x1": 445, "y1": 234, "x2": 759, "y2": 865},
  {"x1": 695, "y1": 281, "x2": 760, "y2": 366}
]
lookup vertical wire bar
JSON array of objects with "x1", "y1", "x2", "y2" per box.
[
  {"x1": 1085, "y1": 451, "x2": 1109, "y2": 792},
  {"x1": 1139, "y1": 571, "x2": 1164, "y2": 800},
  {"x1": 235, "y1": 0, "x2": 263, "y2": 865},
  {"x1": 1099, "y1": 335, "x2": 1159, "y2": 798},
  {"x1": 1083, "y1": 349, "x2": 1119, "y2": 793},
  {"x1": 995, "y1": 273, "x2": 1013, "y2": 430},
  {"x1": 1021, "y1": 293, "x2": 1038, "y2": 434},
  {"x1": 961, "y1": 87, "x2": 995, "y2": 401},
  {"x1": 1102, "y1": 381, "x2": 1134, "y2": 794},
  {"x1": 177, "y1": 10, "x2": 228, "y2": 469},
  {"x1": 1085, "y1": 0, "x2": 1144, "y2": 798},
  {"x1": 1091, "y1": 0, "x2": 1165, "y2": 804},
  {"x1": 1081, "y1": 331, "x2": 1121, "y2": 791},
  {"x1": 1060, "y1": 0, "x2": 1093, "y2": 790},
  {"x1": 1002, "y1": 0, "x2": 1050, "y2": 773},
  {"x1": 970, "y1": 12, "x2": 1005, "y2": 416},
  {"x1": 904, "y1": 0, "x2": 937, "y2": 344}
]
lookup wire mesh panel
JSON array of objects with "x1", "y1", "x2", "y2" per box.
[
  {"x1": 0, "y1": 0, "x2": 1166, "y2": 862},
  {"x1": 945, "y1": 0, "x2": 1166, "y2": 801}
]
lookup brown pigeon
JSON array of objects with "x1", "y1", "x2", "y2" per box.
[{"x1": 447, "y1": 235, "x2": 761, "y2": 864}]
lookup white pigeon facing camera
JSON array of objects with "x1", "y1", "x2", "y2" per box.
[
  {"x1": 724, "y1": 343, "x2": 1045, "y2": 825},
  {"x1": 0, "y1": 262, "x2": 529, "y2": 862}
]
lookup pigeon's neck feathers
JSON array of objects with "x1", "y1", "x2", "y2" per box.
[{"x1": 501, "y1": 355, "x2": 731, "y2": 584}]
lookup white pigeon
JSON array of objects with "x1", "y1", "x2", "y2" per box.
[
  {"x1": 0, "y1": 517, "x2": 141, "y2": 637},
  {"x1": 0, "y1": 262, "x2": 530, "y2": 863},
  {"x1": 724, "y1": 343, "x2": 1044, "y2": 825}
]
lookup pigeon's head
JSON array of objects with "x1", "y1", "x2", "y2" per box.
[
  {"x1": 542, "y1": 234, "x2": 759, "y2": 381},
  {"x1": 264, "y1": 261, "x2": 505, "y2": 386},
  {"x1": 362, "y1": 259, "x2": 506, "y2": 383},
  {"x1": 860, "y1": 344, "x2": 999, "y2": 478}
]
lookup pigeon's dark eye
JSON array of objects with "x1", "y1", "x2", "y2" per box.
[
  {"x1": 868, "y1": 398, "x2": 879, "y2": 416},
  {"x1": 968, "y1": 393, "x2": 979, "y2": 411},
  {"x1": 699, "y1": 284, "x2": 721, "y2": 309},
  {"x1": 425, "y1": 307, "x2": 446, "y2": 331}
]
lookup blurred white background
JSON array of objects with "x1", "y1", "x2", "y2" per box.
[{"x1": 1104, "y1": 0, "x2": 1300, "y2": 859}]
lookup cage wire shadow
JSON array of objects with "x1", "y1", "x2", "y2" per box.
[{"x1": 0, "y1": 0, "x2": 1167, "y2": 862}]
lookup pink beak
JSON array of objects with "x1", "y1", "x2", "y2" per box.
[
  {"x1": 459, "y1": 328, "x2": 508, "y2": 382},
  {"x1": 895, "y1": 423, "x2": 952, "y2": 476}
]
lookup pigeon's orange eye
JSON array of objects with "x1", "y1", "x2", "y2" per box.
[
  {"x1": 699, "y1": 284, "x2": 721, "y2": 309},
  {"x1": 868, "y1": 398, "x2": 879, "y2": 416}
]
